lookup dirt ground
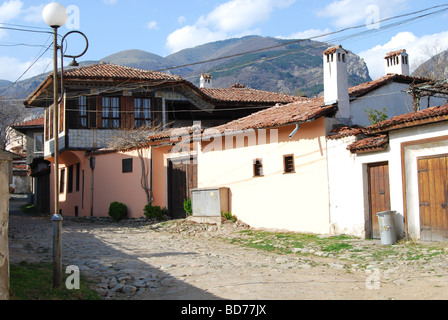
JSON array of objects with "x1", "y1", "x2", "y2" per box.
[{"x1": 7, "y1": 196, "x2": 448, "y2": 301}]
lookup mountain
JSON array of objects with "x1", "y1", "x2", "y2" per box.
[
  {"x1": 0, "y1": 35, "x2": 372, "y2": 102},
  {"x1": 412, "y1": 49, "x2": 448, "y2": 80}
]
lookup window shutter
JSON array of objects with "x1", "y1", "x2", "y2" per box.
[{"x1": 152, "y1": 97, "x2": 163, "y2": 128}]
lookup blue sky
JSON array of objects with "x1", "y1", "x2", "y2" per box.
[{"x1": 0, "y1": 0, "x2": 448, "y2": 82}]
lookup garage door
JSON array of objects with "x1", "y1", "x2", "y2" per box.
[{"x1": 418, "y1": 154, "x2": 448, "y2": 241}]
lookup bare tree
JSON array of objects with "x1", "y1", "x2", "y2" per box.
[
  {"x1": 412, "y1": 44, "x2": 448, "y2": 81},
  {"x1": 0, "y1": 100, "x2": 28, "y2": 150},
  {"x1": 108, "y1": 124, "x2": 167, "y2": 204}
]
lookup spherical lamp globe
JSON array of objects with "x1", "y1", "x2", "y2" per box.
[{"x1": 42, "y1": 2, "x2": 67, "y2": 28}]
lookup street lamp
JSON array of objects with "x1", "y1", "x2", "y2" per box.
[{"x1": 42, "y1": 2, "x2": 67, "y2": 289}]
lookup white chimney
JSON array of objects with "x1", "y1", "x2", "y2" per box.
[
  {"x1": 385, "y1": 49, "x2": 409, "y2": 76},
  {"x1": 323, "y1": 45, "x2": 350, "y2": 121},
  {"x1": 200, "y1": 73, "x2": 213, "y2": 88}
]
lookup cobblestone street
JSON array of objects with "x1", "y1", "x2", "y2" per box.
[{"x1": 8, "y1": 196, "x2": 448, "y2": 300}]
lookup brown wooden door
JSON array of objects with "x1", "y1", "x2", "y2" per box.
[
  {"x1": 168, "y1": 158, "x2": 197, "y2": 219},
  {"x1": 418, "y1": 155, "x2": 448, "y2": 241},
  {"x1": 368, "y1": 162, "x2": 391, "y2": 239}
]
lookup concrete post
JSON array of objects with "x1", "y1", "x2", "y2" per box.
[{"x1": 0, "y1": 152, "x2": 12, "y2": 300}]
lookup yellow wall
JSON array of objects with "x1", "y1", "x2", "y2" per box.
[{"x1": 198, "y1": 119, "x2": 331, "y2": 234}]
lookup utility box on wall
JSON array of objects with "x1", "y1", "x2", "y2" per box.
[{"x1": 190, "y1": 188, "x2": 230, "y2": 224}]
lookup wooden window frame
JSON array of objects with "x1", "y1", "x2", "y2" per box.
[
  {"x1": 253, "y1": 158, "x2": 263, "y2": 177},
  {"x1": 102, "y1": 96, "x2": 121, "y2": 129},
  {"x1": 283, "y1": 154, "x2": 295, "y2": 174},
  {"x1": 134, "y1": 97, "x2": 152, "y2": 128}
]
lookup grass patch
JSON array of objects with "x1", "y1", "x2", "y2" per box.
[{"x1": 9, "y1": 261, "x2": 101, "y2": 300}]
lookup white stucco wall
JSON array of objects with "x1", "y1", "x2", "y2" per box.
[
  {"x1": 350, "y1": 83, "x2": 446, "y2": 127},
  {"x1": 328, "y1": 121, "x2": 448, "y2": 240}
]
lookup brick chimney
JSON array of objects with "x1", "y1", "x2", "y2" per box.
[
  {"x1": 323, "y1": 45, "x2": 350, "y2": 121},
  {"x1": 385, "y1": 49, "x2": 409, "y2": 76},
  {"x1": 200, "y1": 73, "x2": 213, "y2": 88}
]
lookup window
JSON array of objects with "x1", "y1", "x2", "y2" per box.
[
  {"x1": 253, "y1": 159, "x2": 263, "y2": 177},
  {"x1": 76, "y1": 163, "x2": 80, "y2": 192},
  {"x1": 79, "y1": 96, "x2": 88, "y2": 128},
  {"x1": 67, "y1": 165, "x2": 74, "y2": 194},
  {"x1": 135, "y1": 98, "x2": 151, "y2": 128},
  {"x1": 102, "y1": 97, "x2": 120, "y2": 129},
  {"x1": 60, "y1": 168, "x2": 65, "y2": 194},
  {"x1": 283, "y1": 155, "x2": 295, "y2": 174},
  {"x1": 34, "y1": 133, "x2": 44, "y2": 153},
  {"x1": 122, "y1": 158, "x2": 133, "y2": 173}
]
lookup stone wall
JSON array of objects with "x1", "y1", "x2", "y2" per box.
[{"x1": 0, "y1": 152, "x2": 12, "y2": 300}]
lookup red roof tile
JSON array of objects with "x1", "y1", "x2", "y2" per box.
[
  {"x1": 63, "y1": 63, "x2": 182, "y2": 81},
  {"x1": 12, "y1": 117, "x2": 44, "y2": 128},
  {"x1": 368, "y1": 104, "x2": 448, "y2": 133},
  {"x1": 349, "y1": 73, "x2": 429, "y2": 98},
  {"x1": 206, "y1": 97, "x2": 336, "y2": 135},
  {"x1": 200, "y1": 87, "x2": 306, "y2": 104},
  {"x1": 385, "y1": 49, "x2": 405, "y2": 58},
  {"x1": 347, "y1": 135, "x2": 389, "y2": 153}
]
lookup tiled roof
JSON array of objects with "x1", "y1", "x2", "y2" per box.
[
  {"x1": 62, "y1": 63, "x2": 182, "y2": 81},
  {"x1": 347, "y1": 135, "x2": 389, "y2": 153},
  {"x1": 326, "y1": 125, "x2": 367, "y2": 140},
  {"x1": 368, "y1": 104, "x2": 448, "y2": 133},
  {"x1": 11, "y1": 117, "x2": 44, "y2": 128},
  {"x1": 385, "y1": 49, "x2": 405, "y2": 58},
  {"x1": 322, "y1": 45, "x2": 348, "y2": 55},
  {"x1": 349, "y1": 73, "x2": 430, "y2": 98},
  {"x1": 205, "y1": 97, "x2": 337, "y2": 135},
  {"x1": 200, "y1": 87, "x2": 307, "y2": 104}
]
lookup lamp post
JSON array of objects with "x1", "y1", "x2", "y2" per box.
[{"x1": 42, "y1": 2, "x2": 67, "y2": 289}]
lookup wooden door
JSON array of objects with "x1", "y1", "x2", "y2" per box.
[
  {"x1": 417, "y1": 155, "x2": 448, "y2": 241},
  {"x1": 168, "y1": 158, "x2": 197, "y2": 219},
  {"x1": 368, "y1": 162, "x2": 391, "y2": 239}
]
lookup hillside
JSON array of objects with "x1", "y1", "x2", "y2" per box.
[{"x1": 0, "y1": 35, "x2": 372, "y2": 101}]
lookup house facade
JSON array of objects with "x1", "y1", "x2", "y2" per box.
[
  {"x1": 327, "y1": 105, "x2": 448, "y2": 241},
  {"x1": 24, "y1": 63, "x2": 302, "y2": 218}
]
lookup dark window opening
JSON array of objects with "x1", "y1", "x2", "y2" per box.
[
  {"x1": 76, "y1": 163, "x2": 80, "y2": 192},
  {"x1": 284, "y1": 155, "x2": 295, "y2": 174},
  {"x1": 60, "y1": 169, "x2": 65, "y2": 194},
  {"x1": 122, "y1": 158, "x2": 133, "y2": 173},
  {"x1": 67, "y1": 165, "x2": 74, "y2": 193},
  {"x1": 253, "y1": 159, "x2": 263, "y2": 177}
]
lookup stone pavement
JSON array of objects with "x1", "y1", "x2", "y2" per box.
[{"x1": 7, "y1": 197, "x2": 448, "y2": 300}]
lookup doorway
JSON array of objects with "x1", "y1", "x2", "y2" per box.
[
  {"x1": 368, "y1": 162, "x2": 391, "y2": 239},
  {"x1": 168, "y1": 157, "x2": 197, "y2": 219}
]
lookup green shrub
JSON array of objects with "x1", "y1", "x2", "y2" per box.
[
  {"x1": 222, "y1": 211, "x2": 236, "y2": 223},
  {"x1": 144, "y1": 203, "x2": 168, "y2": 220},
  {"x1": 108, "y1": 202, "x2": 128, "y2": 221},
  {"x1": 183, "y1": 198, "x2": 193, "y2": 216}
]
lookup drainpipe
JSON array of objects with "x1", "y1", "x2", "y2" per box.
[{"x1": 289, "y1": 123, "x2": 300, "y2": 139}]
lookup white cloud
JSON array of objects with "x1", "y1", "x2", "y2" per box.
[
  {"x1": 317, "y1": 0, "x2": 409, "y2": 28},
  {"x1": 103, "y1": 0, "x2": 117, "y2": 5},
  {"x1": 0, "y1": 0, "x2": 23, "y2": 21},
  {"x1": 147, "y1": 21, "x2": 159, "y2": 30},
  {"x1": 166, "y1": 0, "x2": 295, "y2": 53},
  {"x1": 22, "y1": 4, "x2": 46, "y2": 23},
  {"x1": 0, "y1": 56, "x2": 53, "y2": 82},
  {"x1": 358, "y1": 31, "x2": 448, "y2": 79}
]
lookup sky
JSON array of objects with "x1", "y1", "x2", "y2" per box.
[{"x1": 1, "y1": 0, "x2": 448, "y2": 84}]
